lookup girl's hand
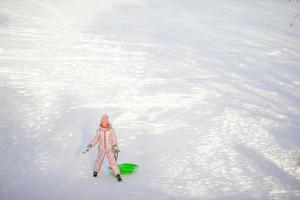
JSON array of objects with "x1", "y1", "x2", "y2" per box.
[
  {"x1": 113, "y1": 145, "x2": 120, "y2": 154},
  {"x1": 83, "y1": 144, "x2": 92, "y2": 154}
]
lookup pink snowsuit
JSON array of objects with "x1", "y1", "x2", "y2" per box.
[{"x1": 89, "y1": 123, "x2": 120, "y2": 175}]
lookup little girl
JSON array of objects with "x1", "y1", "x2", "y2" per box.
[{"x1": 84, "y1": 114, "x2": 122, "y2": 182}]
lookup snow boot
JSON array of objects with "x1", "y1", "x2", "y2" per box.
[
  {"x1": 116, "y1": 174, "x2": 122, "y2": 182},
  {"x1": 93, "y1": 171, "x2": 98, "y2": 177}
]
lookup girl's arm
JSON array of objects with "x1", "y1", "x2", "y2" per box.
[
  {"x1": 89, "y1": 129, "x2": 101, "y2": 147},
  {"x1": 111, "y1": 128, "x2": 118, "y2": 148}
]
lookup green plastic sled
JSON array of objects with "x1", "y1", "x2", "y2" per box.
[{"x1": 108, "y1": 162, "x2": 139, "y2": 174}]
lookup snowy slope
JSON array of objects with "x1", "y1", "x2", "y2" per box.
[{"x1": 0, "y1": 0, "x2": 300, "y2": 199}]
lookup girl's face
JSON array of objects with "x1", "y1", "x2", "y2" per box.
[{"x1": 101, "y1": 116, "x2": 109, "y2": 127}]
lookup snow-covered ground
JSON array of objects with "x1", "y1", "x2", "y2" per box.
[{"x1": 0, "y1": 0, "x2": 300, "y2": 199}]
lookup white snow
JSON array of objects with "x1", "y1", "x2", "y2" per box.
[{"x1": 0, "y1": 0, "x2": 300, "y2": 199}]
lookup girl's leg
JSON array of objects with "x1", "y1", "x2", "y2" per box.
[
  {"x1": 106, "y1": 150, "x2": 120, "y2": 175},
  {"x1": 95, "y1": 149, "x2": 105, "y2": 172}
]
